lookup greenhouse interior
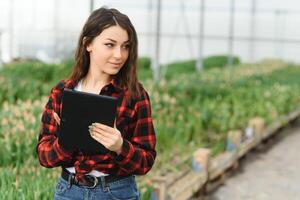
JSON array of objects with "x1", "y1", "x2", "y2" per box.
[{"x1": 1, "y1": 0, "x2": 300, "y2": 199}]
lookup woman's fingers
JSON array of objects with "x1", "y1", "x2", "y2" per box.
[
  {"x1": 90, "y1": 125, "x2": 117, "y2": 140},
  {"x1": 53, "y1": 112, "x2": 61, "y2": 125},
  {"x1": 93, "y1": 123, "x2": 116, "y2": 134},
  {"x1": 90, "y1": 130, "x2": 113, "y2": 146},
  {"x1": 89, "y1": 122, "x2": 123, "y2": 153}
]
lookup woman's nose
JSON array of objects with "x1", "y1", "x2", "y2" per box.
[{"x1": 113, "y1": 47, "x2": 122, "y2": 59}]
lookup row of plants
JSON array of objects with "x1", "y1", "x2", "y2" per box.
[
  {"x1": 160, "y1": 55, "x2": 240, "y2": 79},
  {"x1": 0, "y1": 58, "x2": 287, "y2": 167},
  {"x1": 0, "y1": 57, "x2": 150, "y2": 106},
  {"x1": 0, "y1": 158, "x2": 60, "y2": 200},
  {"x1": 150, "y1": 66, "x2": 300, "y2": 169},
  {"x1": 1, "y1": 60, "x2": 300, "y2": 199},
  {"x1": 0, "y1": 55, "x2": 241, "y2": 107}
]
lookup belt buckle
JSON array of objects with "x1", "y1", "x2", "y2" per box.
[{"x1": 85, "y1": 175, "x2": 98, "y2": 189}]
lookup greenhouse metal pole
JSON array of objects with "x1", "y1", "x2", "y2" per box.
[
  {"x1": 9, "y1": 0, "x2": 14, "y2": 60},
  {"x1": 147, "y1": 0, "x2": 153, "y2": 55},
  {"x1": 249, "y1": 0, "x2": 257, "y2": 61},
  {"x1": 53, "y1": 0, "x2": 59, "y2": 62},
  {"x1": 227, "y1": 0, "x2": 235, "y2": 66},
  {"x1": 196, "y1": 0, "x2": 205, "y2": 71},
  {"x1": 180, "y1": 1, "x2": 194, "y2": 58},
  {"x1": 274, "y1": 10, "x2": 287, "y2": 58},
  {"x1": 274, "y1": 10, "x2": 281, "y2": 57},
  {"x1": 153, "y1": 0, "x2": 162, "y2": 82},
  {"x1": 0, "y1": 31, "x2": 2, "y2": 66}
]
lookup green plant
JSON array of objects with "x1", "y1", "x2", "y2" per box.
[
  {"x1": 2, "y1": 59, "x2": 300, "y2": 200},
  {"x1": 203, "y1": 55, "x2": 240, "y2": 70}
]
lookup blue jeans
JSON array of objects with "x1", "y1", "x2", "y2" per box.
[{"x1": 54, "y1": 175, "x2": 140, "y2": 200}]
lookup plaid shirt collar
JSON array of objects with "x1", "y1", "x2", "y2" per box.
[{"x1": 64, "y1": 77, "x2": 125, "y2": 94}]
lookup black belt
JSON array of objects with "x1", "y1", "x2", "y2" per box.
[{"x1": 61, "y1": 168, "x2": 131, "y2": 189}]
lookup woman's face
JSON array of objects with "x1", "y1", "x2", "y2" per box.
[{"x1": 86, "y1": 25, "x2": 130, "y2": 76}]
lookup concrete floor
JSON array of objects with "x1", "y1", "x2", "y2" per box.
[{"x1": 207, "y1": 119, "x2": 300, "y2": 200}]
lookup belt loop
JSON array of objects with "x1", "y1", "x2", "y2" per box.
[{"x1": 100, "y1": 176, "x2": 108, "y2": 192}]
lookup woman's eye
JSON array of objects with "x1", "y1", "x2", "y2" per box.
[
  {"x1": 122, "y1": 44, "x2": 130, "y2": 50},
  {"x1": 105, "y1": 43, "x2": 114, "y2": 48}
]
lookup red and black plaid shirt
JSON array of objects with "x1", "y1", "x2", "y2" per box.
[{"x1": 36, "y1": 78, "x2": 156, "y2": 179}]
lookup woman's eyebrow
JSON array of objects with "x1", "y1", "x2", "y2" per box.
[{"x1": 105, "y1": 38, "x2": 129, "y2": 44}]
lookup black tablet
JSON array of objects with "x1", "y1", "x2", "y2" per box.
[{"x1": 58, "y1": 88, "x2": 119, "y2": 154}]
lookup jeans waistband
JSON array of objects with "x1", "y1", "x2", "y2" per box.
[{"x1": 61, "y1": 168, "x2": 131, "y2": 189}]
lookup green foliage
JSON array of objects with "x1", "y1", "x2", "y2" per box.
[
  {"x1": 0, "y1": 61, "x2": 72, "y2": 106},
  {"x1": 0, "y1": 161, "x2": 59, "y2": 200},
  {"x1": 0, "y1": 57, "x2": 153, "y2": 106},
  {"x1": 163, "y1": 60, "x2": 196, "y2": 79},
  {"x1": 0, "y1": 55, "x2": 243, "y2": 106},
  {"x1": 203, "y1": 55, "x2": 240, "y2": 70},
  {"x1": 138, "y1": 57, "x2": 151, "y2": 69},
  {"x1": 1, "y1": 61, "x2": 55, "y2": 82},
  {"x1": 151, "y1": 66, "x2": 300, "y2": 158},
  {"x1": 210, "y1": 140, "x2": 226, "y2": 156},
  {"x1": 137, "y1": 57, "x2": 153, "y2": 80},
  {"x1": 0, "y1": 97, "x2": 46, "y2": 167},
  {"x1": 161, "y1": 55, "x2": 241, "y2": 79},
  {"x1": 1, "y1": 58, "x2": 300, "y2": 199}
]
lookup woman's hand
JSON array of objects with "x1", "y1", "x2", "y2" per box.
[
  {"x1": 53, "y1": 112, "x2": 61, "y2": 125},
  {"x1": 89, "y1": 122, "x2": 123, "y2": 155}
]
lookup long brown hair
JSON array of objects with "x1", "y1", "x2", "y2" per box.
[{"x1": 70, "y1": 7, "x2": 141, "y2": 99}]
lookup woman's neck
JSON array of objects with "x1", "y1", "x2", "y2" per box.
[{"x1": 82, "y1": 67, "x2": 112, "y2": 93}]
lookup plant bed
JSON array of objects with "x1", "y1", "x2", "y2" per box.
[
  {"x1": 149, "y1": 106, "x2": 300, "y2": 199},
  {"x1": 2, "y1": 61, "x2": 300, "y2": 199}
]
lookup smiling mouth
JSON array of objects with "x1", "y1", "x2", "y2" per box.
[{"x1": 110, "y1": 62, "x2": 122, "y2": 65}]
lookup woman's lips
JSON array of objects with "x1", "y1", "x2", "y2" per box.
[{"x1": 109, "y1": 62, "x2": 122, "y2": 65}]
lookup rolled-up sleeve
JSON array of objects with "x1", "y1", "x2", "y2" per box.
[{"x1": 36, "y1": 85, "x2": 75, "y2": 168}]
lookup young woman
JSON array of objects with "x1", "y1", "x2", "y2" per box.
[{"x1": 36, "y1": 7, "x2": 156, "y2": 200}]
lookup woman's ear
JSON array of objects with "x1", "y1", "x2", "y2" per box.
[
  {"x1": 83, "y1": 37, "x2": 91, "y2": 52},
  {"x1": 86, "y1": 44, "x2": 91, "y2": 52}
]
